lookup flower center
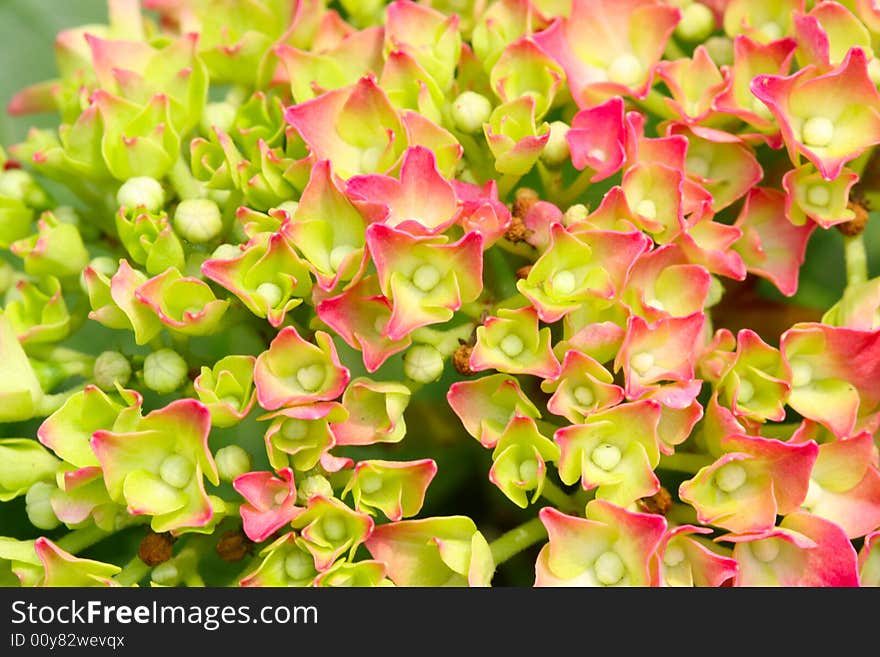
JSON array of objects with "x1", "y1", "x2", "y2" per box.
[
  {"x1": 663, "y1": 544, "x2": 686, "y2": 567},
  {"x1": 688, "y1": 156, "x2": 711, "y2": 179},
  {"x1": 630, "y1": 352, "x2": 655, "y2": 375},
  {"x1": 806, "y1": 184, "x2": 831, "y2": 208},
  {"x1": 274, "y1": 489, "x2": 289, "y2": 506},
  {"x1": 715, "y1": 462, "x2": 747, "y2": 493},
  {"x1": 518, "y1": 459, "x2": 539, "y2": 485},
  {"x1": 573, "y1": 385, "x2": 595, "y2": 407},
  {"x1": 750, "y1": 538, "x2": 780, "y2": 563},
  {"x1": 360, "y1": 146, "x2": 383, "y2": 173},
  {"x1": 284, "y1": 551, "x2": 313, "y2": 581},
  {"x1": 607, "y1": 53, "x2": 643, "y2": 86},
  {"x1": 802, "y1": 116, "x2": 834, "y2": 148},
  {"x1": 359, "y1": 473, "x2": 383, "y2": 494},
  {"x1": 159, "y1": 454, "x2": 194, "y2": 489},
  {"x1": 594, "y1": 551, "x2": 626, "y2": 586},
  {"x1": 550, "y1": 270, "x2": 577, "y2": 297},
  {"x1": 645, "y1": 297, "x2": 665, "y2": 312},
  {"x1": 255, "y1": 282, "x2": 283, "y2": 309},
  {"x1": 329, "y1": 245, "x2": 356, "y2": 271},
  {"x1": 590, "y1": 443, "x2": 622, "y2": 471},
  {"x1": 499, "y1": 334, "x2": 524, "y2": 358},
  {"x1": 737, "y1": 378, "x2": 755, "y2": 404},
  {"x1": 281, "y1": 418, "x2": 309, "y2": 441},
  {"x1": 296, "y1": 364, "x2": 326, "y2": 392},
  {"x1": 789, "y1": 359, "x2": 812, "y2": 388},
  {"x1": 758, "y1": 21, "x2": 783, "y2": 41},
  {"x1": 412, "y1": 264, "x2": 441, "y2": 293},
  {"x1": 636, "y1": 199, "x2": 657, "y2": 221},
  {"x1": 322, "y1": 516, "x2": 347, "y2": 542}
]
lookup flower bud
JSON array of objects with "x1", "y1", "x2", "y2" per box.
[
  {"x1": 297, "y1": 474, "x2": 333, "y2": 504},
  {"x1": 704, "y1": 36, "x2": 734, "y2": 67},
  {"x1": 215, "y1": 445, "x2": 251, "y2": 482},
  {"x1": 540, "y1": 120, "x2": 571, "y2": 168},
  {"x1": 93, "y1": 350, "x2": 132, "y2": 391},
  {"x1": 174, "y1": 198, "x2": 223, "y2": 243},
  {"x1": 675, "y1": 2, "x2": 716, "y2": 44},
  {"x1": 25, "y1": 482, "x2": 60, "y2": 530},
  {"x1": 452, "y1": 91, "x2": 493, "y2": 134},
  {"x1": 0, "y1": 169, "x2": 50, "y2": 208},
  {"x1": 116, "y1": 176, "x2": 165, "y2": 212},
  {"x1": 403, "y1": 344, "x2": 444, "y2": 383},
  {"x1": 562, "y1": 203, "x2": 588, "y2": 226},
  {"x1": 200, "y1": 101, "x2": 238, "y2": 137},
  {"x1": 143, "y1": 348, "x2": 188, "y2": 394}
]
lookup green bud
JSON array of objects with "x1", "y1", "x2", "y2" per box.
[
  {"x1": 403, "y1": 344, "x2": 445, "y2": 383},
  {"x1": 452, "y1": 91, "x2": 493, "y2": 134},
  {"x1": 675, "y1": 2, "x2": 716, "y2": 43},
  {"x1": 706, "y1": 275, "x2": 724, "y2": 308},
  {"x1": 562, "y1": 203, "x2": 589, "y2": 226},
  {"x1": 200, "y1": 102, "x2": 238, "y2": 137},
  {"x1": 0, "y1": 169, "x2": 50, "y2": 208},
  {"x1": 25, "y1": 481, "x2": 60, "y2": 530},
  {"x1": 297, "y1": 474, "x2": 333, "y2": 504},
  {"x1": 704, "y1": 35, "x2": 734, "y2": 67},
  {"x1": 174, "y1": 198, "x2": 223, "y2": 243},
  {"x1": 143, "y1": 348, "x2": 189, "y2": 394},
  {"x1": 210, "y1": 243, "x2": 241, "y2": 260},
  {"x1": 215, "y1": 445, "x2": 251, "y2": 482},
  {"x1": 53, "y1": 206, "x2": 80, "y2": 226},
  {"x1": 540, "y1": 120, "x2": 571, "y2": 168},
  {"x1": 117, "y1": 176, "x2": 165, "y2": 212},
  {"x1": 93, "y1": 351, "x2": 132, "y2": 391}
]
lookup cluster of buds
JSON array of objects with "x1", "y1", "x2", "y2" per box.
[{"x1": 2, "y1": 0, "x2": 880, "y2": 588}]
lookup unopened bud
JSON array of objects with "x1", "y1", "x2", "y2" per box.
[
  {"x1": 452, "y1": 91, "x2": 493, "y2": 134},
  {"x1": 93, "y1": 350, "x2": 132, "y2": 391},
  {"x1": 215, "y1": 445, "x2": 252, "y2": 482},
  {"x1": 26, "y1": 481, "x2": 60, "y2": 531},
  {"x1": 116, "y1": 176, "x2": 165, "y2": 212},
  {"x1": 675, "y1": 2, "x2": 716, "y2": 43},
  {"x1": 540, "y1": 121, "x2": 571, "y2": 168},
  {"x1": 297, "y1": 474, "x2": 333, "y2": 504},
  {"x1": 143, "y1": 348, "x2": 189, "y2": 394},
  {"x1": 174, "y1": 198, "x2": 223, "y2": 244},
  {"x1": 403, "y1": 344, "x2": 445, "y2": 383},
  {"x1": 200, "y1": 101, "x2": 238, "y2": 137}
]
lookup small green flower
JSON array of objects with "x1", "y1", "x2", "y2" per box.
[{"x1": 194, "y1": 355, "x2": 257, "y2": 428}]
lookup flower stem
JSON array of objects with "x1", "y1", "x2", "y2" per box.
[
  {"x1": 115, "y1": 556, "x2": 152, "y2": 586},
  {"x1": 554, "y1": 167, "x2": 594, "y2": 208},
  {"x1": 497, "y1": 173, "x2": 523, "y2": 200},
  {"x1": 489, "y1": 516, "x2": 548, "y2": 566},
  {"x1": 844, "y1": 233, "x2": 868, "y2": 288},
  {"x1": 539, "y1": 479, "x2": 582, "y2": 515},
  {"x1": 631, "y1": 88, "x2": 678, "y2": 121},
  {"x1": 658, "y1": 452, "x2": 714, "y2": 474},
  {"x1": 56, "y1": 525, "x2": 111, "y2": 555}
]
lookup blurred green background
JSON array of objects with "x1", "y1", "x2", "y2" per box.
[{"x1": 0, "y1": 0, "x2": 108, "y2": 146}]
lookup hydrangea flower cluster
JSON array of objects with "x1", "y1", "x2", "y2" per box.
[{"x1": 2, "y1": 0, "x2": 880, "y2": 588}]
